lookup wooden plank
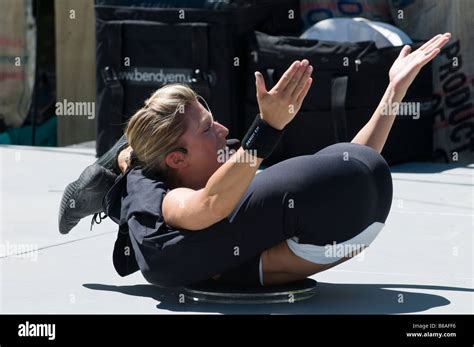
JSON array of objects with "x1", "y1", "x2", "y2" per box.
[{"x1": 55, "y1": 0, "x2": 96, "y2": 147}]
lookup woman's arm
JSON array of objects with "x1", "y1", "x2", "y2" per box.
[
  {"x1": 162, "y1": 147, "x2": 264, "y2": 230},
  {"x1": 350, "y1": 82, "x2": 403, "y2": 153},
  {"x1": 163, "y1": 60, "x2": 313, "y2": 230},
  {"x1": 351, "y1": 33, "x2": 451, "y2": 153}
]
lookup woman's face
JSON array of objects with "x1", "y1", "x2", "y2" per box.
[{"x1": 165, "y1": 100, "x2": 229, "y2": 188}]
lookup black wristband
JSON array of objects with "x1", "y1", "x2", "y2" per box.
[{"x1": 241, "y1": 114, "x2": 285, "y2": 159}]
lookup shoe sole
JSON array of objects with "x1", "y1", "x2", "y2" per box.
[{"x1": 58, "y1": 165, "x2": 105, "y2": 234}]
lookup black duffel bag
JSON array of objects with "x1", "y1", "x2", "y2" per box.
[
  {"x1": 95, "y1": 2, "x2": 301, "y2": 157},
  {"x1": 243, "y1": 31, "x2": 434, "y2": 166}
]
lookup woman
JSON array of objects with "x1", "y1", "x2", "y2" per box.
[{"x1": 60, "y1": 33, "x2": 451, "y2": 287}]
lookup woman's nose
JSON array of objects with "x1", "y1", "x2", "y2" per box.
[{"x1": 215, "y1": 122, "x2": 229, "y2": 138}]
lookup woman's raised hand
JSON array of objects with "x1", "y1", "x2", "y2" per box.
[
  {"x1": 389, "y1": 33, "x2": 451, "y2": 96},
  {"x1": 255, "y1": 59, "x2": 313, "y2": 130}
]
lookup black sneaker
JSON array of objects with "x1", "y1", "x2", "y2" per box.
[
  {"x1": 95, "y1": 134, "x2": 128, "y2": 172},
  {"x1": 58, "y1": 164, "x2": 118, "y2": 234},
  {"x1": 58, "y1": 135, "x2": 128, "y2": 234}
]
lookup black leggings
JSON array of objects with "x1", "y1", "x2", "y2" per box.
[{"x1": 143, "y1": 142, "x2": 393, "y2": 287}]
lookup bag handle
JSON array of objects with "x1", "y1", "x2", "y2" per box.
[
  {"x1": 103, "y1": 22, "x2": 125, "y2": 122},
  {"x1": 331, "y1": 75, "x2": 349, "y2": 142}
]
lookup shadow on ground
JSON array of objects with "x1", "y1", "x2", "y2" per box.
[{"x1": 83, "y1": 282, "x2": 473, "y2": 314}]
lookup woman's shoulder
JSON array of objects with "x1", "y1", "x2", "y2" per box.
[
  {"x1": 127, "y1": 166, "x2": 169, "y2": 192},
  {"x1": 125, "y1": 167, "x2": 170, "y2": 210}
]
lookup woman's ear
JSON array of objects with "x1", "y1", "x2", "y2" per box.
[{"x1": 164, "y1": 150, "x2": 188, "y2": 170}]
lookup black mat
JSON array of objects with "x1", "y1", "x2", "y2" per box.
[{"x1": 183, "y1": 278, "x2": 317, "y2": 304}]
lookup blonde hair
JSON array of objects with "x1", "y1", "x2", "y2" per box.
[{"x1": 125, "y1": 83, "x2": 199, "y2": 180}]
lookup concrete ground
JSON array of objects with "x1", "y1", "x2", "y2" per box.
[{"x1": 0, "y1": 145, "x2": 472, "y2": 314}]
